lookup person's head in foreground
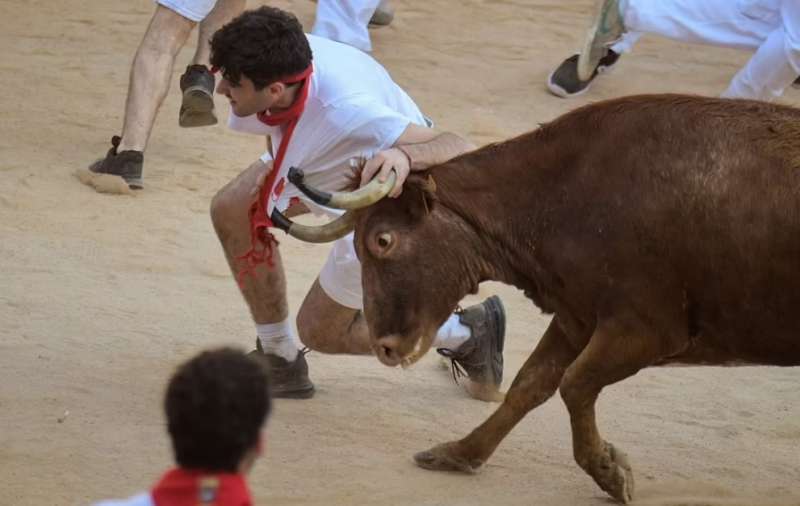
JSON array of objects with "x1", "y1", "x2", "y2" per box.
[
  {"x1": 166, "y1": 347, "x2": 271, "y2": 475},
  {"x1": 93, "y1": 348, "x2": 271, "y2": 506}
]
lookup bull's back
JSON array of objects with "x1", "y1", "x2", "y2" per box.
[{"x1": 542, "y1": 96, "x2": 800, "y2": 365}]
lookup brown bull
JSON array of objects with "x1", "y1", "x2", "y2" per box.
[{"x1": 277, "y1": 94, "x2": 800, "y2": 503}]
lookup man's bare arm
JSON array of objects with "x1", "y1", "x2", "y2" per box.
[
  {"x1": 397, "y1": 131, "x2": 476, "y2": 171},
  {"x1": 360, "y1": 124, "x2": 476, "y2": 197}
]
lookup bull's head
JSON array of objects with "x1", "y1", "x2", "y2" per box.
[{"x1": 275, "y1": 164, "x2": 485, "y2": 368}]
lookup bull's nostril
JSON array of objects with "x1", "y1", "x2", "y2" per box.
[{"x1": 382, "y1": 346, "x2": 394, "y2": 359}]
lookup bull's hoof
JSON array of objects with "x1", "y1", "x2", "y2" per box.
[
  {"x1": 413, "y1": 442, "x2": 483, "y2": 474},
  {"x1": 596, "y1": 443, "x2": 634, "y2": 504}
]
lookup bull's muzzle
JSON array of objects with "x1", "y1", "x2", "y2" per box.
[{"x1": 271, "y1": 161, "x2": 397, "y2": 243}]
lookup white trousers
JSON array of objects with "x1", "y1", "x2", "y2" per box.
[
  {"x1": 612, "y1": 0, "x2": 800, "y2": 101},
  {"x1": 311, "y1": 0, "x2": 382, "y2": 52},
  {"x1": 155, "y1": 0, "x2": 217, "y2": 22}
]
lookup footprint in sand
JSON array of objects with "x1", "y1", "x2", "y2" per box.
[{"x1": 74, "y1": 168, "x2": 133, "y2": 195}]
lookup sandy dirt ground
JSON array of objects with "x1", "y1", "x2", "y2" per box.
[{"x1": 1, "y1": 0, "x2": 799, "y2": 504}]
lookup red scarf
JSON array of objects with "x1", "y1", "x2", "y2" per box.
[
  {"x1": 237, "y1": 64, "x2": 314, "y2": 284},
  {"x1": 151, "y1": 468, "x2": 252, "y2": 506}
]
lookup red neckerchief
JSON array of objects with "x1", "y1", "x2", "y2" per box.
[
  {"x1": 237, "y1": 64, "x2": 314, "y2": 284},
  {"x1": 151, "y1": 468, "x2": 252, "y2": 506}
]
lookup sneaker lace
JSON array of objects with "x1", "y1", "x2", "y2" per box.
[
  {"x1": 437, "y1": 347, "x2": 467, "y2": 384},
  {"x1": 437, "y1": 303, "x2": 468, "y2": 383}
]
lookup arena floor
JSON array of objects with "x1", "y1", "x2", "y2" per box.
[{"x1": 1, "y1": 0, "x2": 799, "y2": 504}]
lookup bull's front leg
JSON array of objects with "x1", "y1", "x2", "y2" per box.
[{"x1": 415, "y1": 317, "x2": 579, "y2": 473}]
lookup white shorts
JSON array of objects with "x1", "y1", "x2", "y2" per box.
[
  {"x1": 156, "y1": 0, "x2": 216, "y2": 22},
  {"x1": 318, "y1": 232, "x2": 363, "y2": 310}
]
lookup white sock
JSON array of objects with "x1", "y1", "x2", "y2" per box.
[
  {"x1": 256, "y1": 320, "x2": 299, "y2": 361},
  {"x1": 432, "y1": 314, "x2": 472, "y2": 351}
]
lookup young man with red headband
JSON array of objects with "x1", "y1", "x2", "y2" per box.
[
  {"x1": 93, "y1": 348, "x2": 270, "y2": 506},
  {"x1": 209, "y1": 6, "x2": 507, "y2": 401}
]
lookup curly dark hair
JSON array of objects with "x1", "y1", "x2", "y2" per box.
[
  {"x1": 165, "y1": 348, "x2": 271, "y2": 472},
  {"x1": 210, "y1": 6, "x2": 312, "y2": 89}
]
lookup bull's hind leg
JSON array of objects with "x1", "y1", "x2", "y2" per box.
[
  {"x1": 415, "y1": 317, "x2": 579, "y2": 472},
  {"x1": 559, "y1": 315, "x2": 683, "y2": 503}
]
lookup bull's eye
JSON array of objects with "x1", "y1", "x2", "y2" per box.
[
  {"x1": 377, "y1": 232, "x2": 392, "y2": 249},
  {"x1": 369, "y1": 231, "x2": 396, "y2": 257}
]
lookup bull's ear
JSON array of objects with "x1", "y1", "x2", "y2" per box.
[{"x1": 405, "y1": 173, "x2": 437, "y2": 218}]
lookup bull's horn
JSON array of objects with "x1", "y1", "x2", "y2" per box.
[
  {"x1": 270, "y1": 208, "x2": 355, "y2": 243},
  {"x1": 288, "y1": 166, "x2": 396, "y2": 210}
]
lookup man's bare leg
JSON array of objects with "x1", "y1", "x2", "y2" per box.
[
  {"x1": 118, "y1": 6, "x2": 196, "y2": 152},
  {"x1": 89, "y1": 6, "x2": 195, "y2": 188},
  {"x1": 297, "y1": 279, "x2": 372, "y2": 354},
  {"x1": 210, "y1": 161, "x2": 290, "y2": 324},
  {"x1": 191, "y1": 0, "x2": 246, "y2": 66},
  {"x1": 210, "y1": 160, "x2": 315, "y2": 399}
]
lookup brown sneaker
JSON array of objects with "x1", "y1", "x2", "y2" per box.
[
  {"x1": 249, "y1": 340, "x2": 315, "y2": 399},
  {"x1": 437, "y1": 296, "x2": 505, "y2": 401},
  {"x1": 88, "y1": 135, "x2": 144, "y2": 189},
  {"x1": 179, "y1": 65, "x2": 217, "y2": 128}
]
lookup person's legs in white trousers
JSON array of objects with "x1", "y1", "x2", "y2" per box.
[
  {"x1": 723, "y1": 0, "x2": 800, "y2": 99},
  {"x1": 623, "y1": 0, "x2": 799, "y2": 100},
  {"x1": 312, "y1": 0, "x2": 382, "y2": 52},
  {"x1": 610, "y1": 31, "x2": 642, "y2": 54}
]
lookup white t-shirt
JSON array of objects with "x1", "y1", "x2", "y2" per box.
[
  {"x1": 93, "y1": 492, "x2": 153, "y2": 506},
  {"x1": 228, "y1": 34, "x2": 428, "y2": 216}
]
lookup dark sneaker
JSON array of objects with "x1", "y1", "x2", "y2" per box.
[
  {"x1": 249, "y1": 340, "x2": 315, "y2": 399},
  {"x1": 793, "y1": 76, "x2": 800, "y2": 90},
  {"x1": 577, "y1": 0, "x2": 625, "y2": 81},
  {"x1": 437, "y1": 295, "x2": 505, "y2": 401},
  {"x1": 547, "y1": 50, "x2": 621, "y2": 98},
  {"x1": 88, "y1": 135, "x2": 144, "y2": 189},
  {"x1": 179, "y1": 65, "x2": 217, "y2": 128},
  {"x1": 369, "y1": 0, "x2": 394, "y2": 26}
]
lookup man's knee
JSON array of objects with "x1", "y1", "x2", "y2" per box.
[
  {"x1": 209, "y1": 182, "x2": 246, "y2": 239},
  {"x1": 296, "y1": 280, "x2": 359, "y2": 352},
  {"x1": 296, "y1": 302, "x2": 334, "y2": 350},
  {"x1": 210, "y1": 164, "x2": 264, "y2": 235}
]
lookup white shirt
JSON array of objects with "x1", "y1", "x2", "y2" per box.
[
  {"x1": 92, "y1": 492, "x2": 153, "y2": 506},
  {"x1": 228, "y1": 34, "x2": 428, "y2": 215}
]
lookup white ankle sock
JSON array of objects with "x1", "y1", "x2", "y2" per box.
[
  {"x1": 256, "y1": 320, "x2": 299, "y2": 361},
  {"x1": 432, "y1": 314, "x2": 472, "y2": 351}
]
